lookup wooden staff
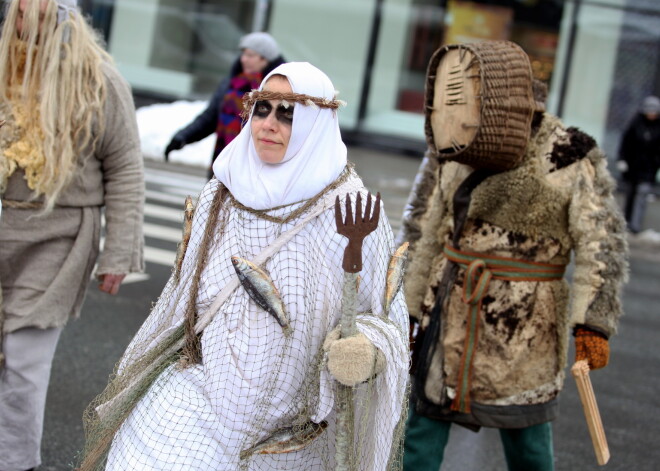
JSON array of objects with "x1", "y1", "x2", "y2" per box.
[
  {"x1": 571, "y1": 360, "x2": 610, "y2": 466},
  {"x1": 334, "y1": 192, "x2": 380, "y2": 471}
]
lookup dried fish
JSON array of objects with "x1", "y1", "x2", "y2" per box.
[
  {"x1": 174, "y1": 196, "x2": 195, "y2": 281},
  {"x1": 384, "y1": 242, "x2": 409, "y2": 314},
  {"x1": 239, "y1": 421, "x2": 328, "y2": 459},
  {"x1": 231, "y1": 256, "x2": 291, "y2": 336}
]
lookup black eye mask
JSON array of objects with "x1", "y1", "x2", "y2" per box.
[{"x1": 253, "y1": 100, "x2": 294, "y2": 125}]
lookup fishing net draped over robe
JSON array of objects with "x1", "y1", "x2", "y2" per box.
[{"x1": 79, "y1": 169, "x2": 410, "y2": 471}]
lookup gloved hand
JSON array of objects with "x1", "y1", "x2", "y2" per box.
[
  {"x1": 164, "y1": 135, "x2": 185, "y2": 161},
  {"x1": 574, "y1": 325, "x2": 609, "y2": 370},
  {"x1": 323, "y1": 327, "x2": 385, "y2": 387}
]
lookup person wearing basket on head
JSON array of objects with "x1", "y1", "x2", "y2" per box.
[
  {"x1": 398, "y1": 40, "x2": 628, "y2": 471},
  {"x1": 0, "y1": 1, "x2": 144, "y2": 470},
  {"x1": 79, "y1": 62, "x2": 410, "y2": 471}
]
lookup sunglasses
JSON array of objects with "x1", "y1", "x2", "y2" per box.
[{"x1": 253, "y1": 100, "x2": 294, "y2": 125}]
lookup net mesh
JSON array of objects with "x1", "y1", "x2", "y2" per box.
[{"x1": 78, "y1": 167, "x2": 410, "y2": 471}]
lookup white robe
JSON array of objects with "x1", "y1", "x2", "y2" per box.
[{"x1": 105, "y1": 173, "x2": 409, "y2": 470}]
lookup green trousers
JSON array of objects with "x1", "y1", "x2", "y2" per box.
[{"x1": 403, "y1": 406, "x2": 554, "y2": 471}]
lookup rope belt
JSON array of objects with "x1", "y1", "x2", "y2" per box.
[
  {"x1": 442, "y1": 244, "x2": 566, "y2": 413},
  {"x1": 1, "y1": 199, "x2": 43, "y2": 209}
]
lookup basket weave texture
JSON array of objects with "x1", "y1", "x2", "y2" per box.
[{"x1": 425, "y1": 40, "x2": 535, "y2": 171}]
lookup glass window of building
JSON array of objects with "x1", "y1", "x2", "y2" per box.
[
  {"x1": 362, "y1": 0, "x2": 564, "y2": 142},
  {"x1": 95, "y1": 0, "x2": 260, "y2": 98},
  {"x1": 8, "y1": 0, "x2": 652, "y2": 157}
]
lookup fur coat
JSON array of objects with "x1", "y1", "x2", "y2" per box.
[{"x1": 400, "y1": 112, "x2": 628, "y2": 428}]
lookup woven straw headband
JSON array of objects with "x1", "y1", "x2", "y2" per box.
[{"x1": 241, "y1": 90, "x2": 346, "y2": 120}]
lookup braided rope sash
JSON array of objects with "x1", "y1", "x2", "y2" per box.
[
  {"x1": 443, "y1": 244, "x2": 566, "y2": 413},
  {"x1": 1, "y1": 199, "x2": 43, "y2": 209}
]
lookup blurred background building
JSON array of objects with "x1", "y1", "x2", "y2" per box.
[{"x1": 18, "y1": 0, "x2": 660, "y2": 160}]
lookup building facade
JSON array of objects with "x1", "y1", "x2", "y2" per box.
[{"x1": 75, "y1": 0, "x2": 660, "y2": 158}]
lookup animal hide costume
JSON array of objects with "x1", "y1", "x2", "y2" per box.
[{"x1": 401, "y1": 41, "x2": 628, "y2": 430}]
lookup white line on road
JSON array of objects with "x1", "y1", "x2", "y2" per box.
[
  {"x1": 144, "y1": 202, "x2": 185, "y2": 223},
  {"x1": 144, "y1": 245, "x2": 177, "y2": 267},
  {"x1": 144, "y1": 171, "x2": 207, "y2": 191},
  {"x1": 145, "y1": 189, "x2": 196, "y2": 206},
  {"x1": 143, "y1": 222, "x2": 183, "y2": 243},
  {"x1": 102, "y1": 204, "x2": 184, "y2": 226}
]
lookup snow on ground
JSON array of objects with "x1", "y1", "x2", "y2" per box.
[
  {"x1": 136, "y1": 100, "x2": 214, "y2": 167},
  {"x1": 631, "y1": 228, "x2": 660, "y2": 245}
]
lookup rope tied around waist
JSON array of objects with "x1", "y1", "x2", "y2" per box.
[
  {"x1": 442, "y1": 244, "x2": 566, "y2": 413},
  {"x1": 1, "y1": 199, "x2": 43, "y2": 209}
]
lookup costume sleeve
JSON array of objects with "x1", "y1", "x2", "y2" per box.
[
  {"x1": 95, "y1": 65, "x2": 145, "y2": 276},
  {"x1": 568, "y1": 147, "x2": 628, "y2": 337},
  {"x1": 174, "y1": 77, "x2": 228, "y2": 144},
  {"x1": 395, "y1": 152, "x2": 439, "y2": 247},
  {"x1": 401, "y1": 157, "x2": 448, "y2": 322}
]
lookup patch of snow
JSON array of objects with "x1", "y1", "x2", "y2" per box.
[
  {"x1": 634, "y1": 228, "x2": 660, "y2": 244},
  {"x1": 136, "y1": 100, "x2": 215, "y2": 168}
]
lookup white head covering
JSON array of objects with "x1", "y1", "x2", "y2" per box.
[{"x1": 213, "y1": 62, "x2": 347, "y2": 210}]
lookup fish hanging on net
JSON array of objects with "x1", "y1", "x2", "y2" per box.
[
  {"x1": 174, "y1": 196, "x2": 195, "y2": 281},
  {"x1": 239, "y1": 421, "x2": 328, "y2": 460},
  {"x1": 384, "y1": 242, "x2": 409, "y2": 314},
  {"x1": 231, "y1": 256, "x2": 292, "y2": 336}
]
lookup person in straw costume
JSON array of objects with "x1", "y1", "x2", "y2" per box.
[
  {"x1": 0, "y1": 1, "x2": 144, "y2": 469},
  {"x1": 79, "y1": 62, "x2": 409, "y2": 471},
  {"x1": 398, "y1": 41, "x2": 628, "y2": 470}
]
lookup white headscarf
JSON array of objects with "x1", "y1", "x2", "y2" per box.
[{"x1": 212, "y1": 62, "x2": 348, "y2": 210}]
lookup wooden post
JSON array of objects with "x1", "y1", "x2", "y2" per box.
[{"x1": 571, "y1": 360, "x2": 610, "y2": 465}]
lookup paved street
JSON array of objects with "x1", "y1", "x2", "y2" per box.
[{"x1": 38, "y1": 147, "x2": 660, "y2": 470}]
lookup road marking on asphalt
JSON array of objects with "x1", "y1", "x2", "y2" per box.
[
  {"x1": 144, "y1": 245, "x2": 177, "y2": 267},
  {"x1": 143, "y1": 222, "x2": 183, "y2": 243},
  {"x1": 144, "y1": 169, "x2": 207, "y2": 191},
  {"x1": 144, "y1": 202, "x2": 185, "y2": 223},
  {"x1": 145, "y1": 189, "x2": 196, "y2": 206}
]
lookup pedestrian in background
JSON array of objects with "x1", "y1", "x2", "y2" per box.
[
  {"x1": 0, "y1": 1, "x2": 144, "y2": 470},
  {"x1": 163, "y1": 32, "x2": 286, "y2": 179},
  {"x1": 617, "y1": 95, "x2": 660, "y2": 234}
]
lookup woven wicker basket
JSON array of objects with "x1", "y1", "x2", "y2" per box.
[{"x1": 425, "y1": 40, "x2": 535, "y2": 172}]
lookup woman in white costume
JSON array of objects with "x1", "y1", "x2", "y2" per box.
[{"x1": 80, "y1": 62, "x2": 409, "y2": 471}]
